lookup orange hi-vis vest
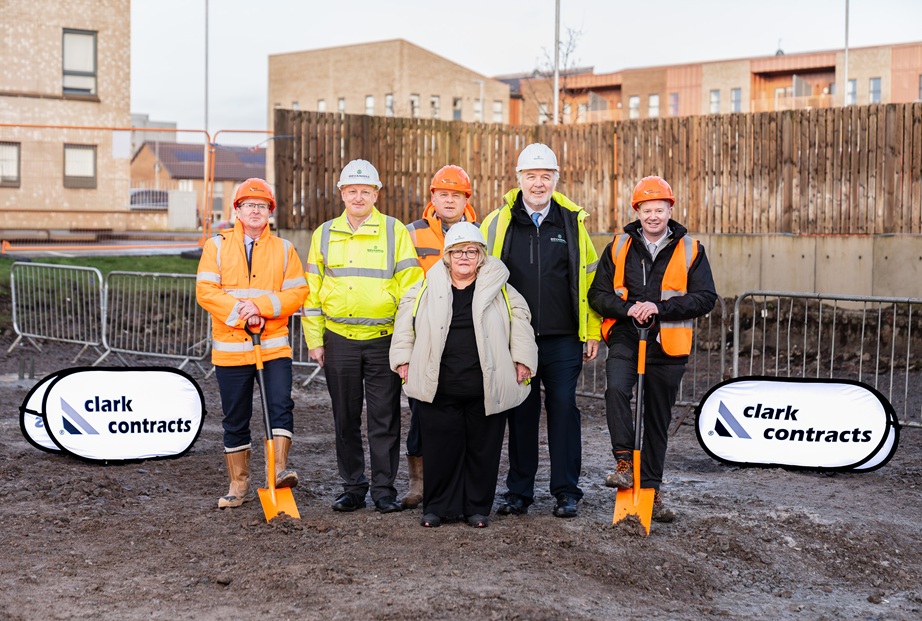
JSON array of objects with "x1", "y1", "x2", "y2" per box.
[{"x1": 600, "y1": 233, "x2": 699, "y2": 356}]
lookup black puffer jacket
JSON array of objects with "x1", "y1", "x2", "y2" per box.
[{"x1": 587, "y1": 219, "x2": 717, "y2": 365}]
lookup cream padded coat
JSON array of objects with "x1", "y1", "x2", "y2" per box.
[{"x1": 390, "y1": 256, "x2": 538, "y2": 415}]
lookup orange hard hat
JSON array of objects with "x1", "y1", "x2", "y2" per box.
[
  {"x1": 430, "y1": 165, "x2": 472, "y2": 198},
  {"x1": 631, "y1": 176, "x2": 675, "y2": 210},
  {"x1": 234, "y1": 178, "x2": 276, "y2": 212}
]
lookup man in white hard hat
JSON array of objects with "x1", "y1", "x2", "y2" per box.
[
  {"x1": 302, "y1": 159, "x2": 423, "y2": 514},
  {"x1": 481, "y1": 143, "x2": 602, "y2": 519}
]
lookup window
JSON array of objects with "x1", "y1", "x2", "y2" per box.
[
  {"x1": 337, "y1": 97, "x2": 346, "y2": 113},
  {"x1": 577, "y1": 103, "x2": 587, "y2": 123},
  {"x1": 410, "y1": 94, "x2": 420, "y2": 118},
  {"x1": 869, "y1": 77, "x2": 881, "y2": 104},
  {"x1": 273, "y1": 102, "x2": 281, "y2": 109},
  {"x1": 492, "y1": 100, "x2": 503, "y2": 123},
  {"x1": 452, "y1": 97, "x2": 462, "y2": 121},
  {"x1": 63, "y1": 144, "x2": 96, "y2": 189},
  {"x1": 538, "y1": 102, "x2": 550, "y2": 124},
  {"x1": 292, "y1": 101, "x2": 299, "y2": 110},
  {"x1": 846, "y1": 79, "x2": 856, "y2": 105},
  {"x1": 648, "y1": 94, "x2": 660, "y2": 118},
  {"x1": 731, "y1": 88, "x2": 742, "y2": 112},
  {"x1": 562, "y1": 103, "x2": 572, "y2": 123},
  {"x1": 385, "y1": 94, "x2": 394, "y2": 117},
  {"x1": 365, "y1": 95, "x2": 374, "y2": 116},
  {"x1": 430, "y1": 95, "x2": 440, "y2": 119},
  {"x1": 919, "y1": 75, "x2": 922, "y2": 100},
  {"x1": 473, "y1": 98, "x2": 482, "y2": 122},
  {"x1": 628, "y1": 96, "x2": 640, "y2": 119},
  {"x1": 669, "y1": 93, "x2": 679, "y2": 117},
  {"x1": 709, "y1": 90, "x2": 720, "y2": 114},
  {"x1": 0, "y1": 142, "x2": 21, "y2": 188},
  {"x1": 317, "y1": 99, "x2": 326, "y2": 112},
  {"x1": 62, "y1": 29, "x2": 96, "y2": 96}
]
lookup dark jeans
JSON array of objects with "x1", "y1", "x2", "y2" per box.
[
  {"x1": 605, "y1": 355, "x2": 685, "y2": 491},
  {"x1": 504, "y1": 334, "x2": 584, "y2": 503},
  {"x1": 418, "y1": 391, "x2": 508, "y2": 518},
  {"x1": 215, "y1": 357, "x2": 294, "y2": 450},
  {"x1": 324, "y1": 331, "x2": 402, "y2": 503}
]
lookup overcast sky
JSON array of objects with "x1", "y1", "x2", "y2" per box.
[{"x1": 130, "y1": 0, "x2": 922, "y2": 142}]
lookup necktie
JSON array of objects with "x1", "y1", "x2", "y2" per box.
[
  {"x1": 531, "y1": 212, "x2": 541, "y2": 228},
  {"x1": 246, "y1": 241, "x2": 253, "y2": 270}
]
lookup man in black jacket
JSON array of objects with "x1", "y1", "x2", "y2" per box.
[{"x1": 588, "y1": 176, "x2": 717, "y2": 522}]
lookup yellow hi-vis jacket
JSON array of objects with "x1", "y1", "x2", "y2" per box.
[
  {"x1": 302, "y1": 206, "x2": 423, "y2": 348},
  {"x1": 196, "y1": 219, "x2": 309, "y2": 366},
  {"x1": 600, "y1": 233, "x2": 699, "y2": 356},
  {"x1": 481, "y1": 189, "x2": 602, "y2": 343}
]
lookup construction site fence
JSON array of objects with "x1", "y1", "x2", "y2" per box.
[{"x1": 8, "y1": 263, "x2": 920, "y2": 428}]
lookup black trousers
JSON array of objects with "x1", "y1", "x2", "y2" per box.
[
  {"x1": 324, "y1": 331, "x2": 402, "y2": 502},
  {"x1": 215, "y1": 357, "x2": 294, "y2": 450},
  {"x1": 605, "y1": 356, "x2": 686, "y2": 491},
  {"x1": 418, "y1": 392, "x2": 508, "y2": 519}
]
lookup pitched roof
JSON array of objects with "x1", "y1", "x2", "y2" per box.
[{"x1": 134, "y1": 141, "x2": 266, "y2": 181}]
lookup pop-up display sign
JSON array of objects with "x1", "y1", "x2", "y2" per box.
[
  {"x1": 696, "y1": 376, "x2": 899, "y2": 472},
  {"x1": 20, "y1": 367, "x2": 205, "y2": 463}
]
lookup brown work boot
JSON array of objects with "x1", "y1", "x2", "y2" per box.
[
  {"x1": 218, "y1": 449, "x2": 256, "y2": 509},
  {"x1": 273, "y1": 436, "x2": 299, "y2": 489},
  {"x1": 400, "y1": 455, "x2": 423, "y2": 509},
  {"x1": 652, "y1": 489, "x2": 676, "y2": 523},
  {"x1": 604, "y1": 452, "x2": 634, "y2": 489}
]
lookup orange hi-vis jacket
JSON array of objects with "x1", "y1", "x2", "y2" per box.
[
  {"x1": 600, "y1": 233, "x2": 699, "y2": 356},
  {"x1": 196, "y1": 219, "x2": 309, "y2": 366},
  {"x1": 406, "y1": 201, "x2": 478, "y2": 274}
]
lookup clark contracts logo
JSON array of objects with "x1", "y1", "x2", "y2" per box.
[
  {"x1": 696, "y1": 377, "x2": 898, "y2": 472},
  {"x1": 59, "y1": 395, "x2": 193, "y2": 436},
  {"x1": 21, "y1": 368, "x2": 206, "y2": 463},
  {"x1": 712, "y1": 401, "x2": 873, "y2": 444}
]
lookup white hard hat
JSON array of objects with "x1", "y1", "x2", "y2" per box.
[
  {"x1": 337, "y1": 159, "x2": 382, "y2": 189},
  {"x1": 443, "y1": 222, "x2": 485, "y2": 251},
  {"x1": 516, "y1": 143, "x2": 559, "y2": 172}
]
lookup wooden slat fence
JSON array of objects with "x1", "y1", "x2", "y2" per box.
[{"x1": 275, "y1": 103, "x2": 922, "y2": 235}]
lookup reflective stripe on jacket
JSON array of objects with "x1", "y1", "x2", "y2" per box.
[
  {"x1": 481, "y1": 188, "x2": 601, "y2": 342},
  {"x1": 302, "y1": 206, "x2": 423, "y2": 348},
  {"x1": 600, "y1": 233, "x2": 698, "y2": 355},
  {"x1": 406, "y1": 201, "x2": 478, "y2": 274},
  {"x1": 196, "y1": 219, "x2": 309, "y2": 366}
]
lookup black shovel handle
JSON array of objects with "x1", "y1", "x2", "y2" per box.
[
  {"x1": 244, "y1": 322, "x2": 272, "y2": 441},
  {"x1": 632, "y1": 317, "x2": 654, "y2": 451}
]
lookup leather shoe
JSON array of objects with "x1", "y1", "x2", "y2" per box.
[
  {"x1": 374, "y1": 497, "x2": 403, "y2": 514},
  {"x1": 553, "y1": 494, "x2": 578, "y2": 518},
  {"x1": 331, "y1": 493, "x2": 366, "y2": 512},
  {"x1": 496, "y1": 493, "x2": 528, "y2": 516}
]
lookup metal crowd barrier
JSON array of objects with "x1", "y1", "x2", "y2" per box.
[
  {"x1": 95, "y1": 271, "x2": 211, "y2": 372},
  {"x1": 733, "y1": 291, "x2": 922, "y2": 428},
  {"x1": 7, "y1": 262, "x2": 105, "y2": 363},
  {"x1": 288, "y1": 311, "x2": 323, "y2": 386}
]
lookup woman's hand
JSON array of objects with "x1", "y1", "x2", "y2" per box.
[
  {"x1": 396, "y1": 363, "x2": 409, "y2": 382},
  {"x1": 515, "y1": 362, "x2": 532, "y2": 383}
]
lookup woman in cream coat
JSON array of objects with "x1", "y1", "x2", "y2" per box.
[{"x1": 391, "y1": 222, "x2": 538, "y2": 528}]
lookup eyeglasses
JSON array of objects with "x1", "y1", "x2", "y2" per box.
[
  {"x1": 239, "y1": 202, "x2": 270, "y2": 213},
  {"x1": 448, "y1": 249, "x2": 480, "y2": 259}
]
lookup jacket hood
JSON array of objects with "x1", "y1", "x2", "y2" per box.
[{"x1": 502, "y1": 188, "x2": 588, "y2": 219}]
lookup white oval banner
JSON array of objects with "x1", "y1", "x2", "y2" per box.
[
  {"x1": 696, "y1": 377, "x2": 899, "y2": 471},
  {"x1": 19, "y1": 371, "x2": 63, "y2": 453},
  {"x1": 38, "y1": 367, "x2": 206, "y2": 462}
]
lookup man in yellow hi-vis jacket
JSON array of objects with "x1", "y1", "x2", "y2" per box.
[{"x1": 303, "y1": 159, "x2": 423, "y2": 514}]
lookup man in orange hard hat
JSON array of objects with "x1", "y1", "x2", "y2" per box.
[
  {"x1": 588, "y1": 175, "x2": 717, "y2": 523},
  {"x1": 400, "y1": 165, "x2": 479, "y2": 508},
  {"x1": 196, "y1": 178, "x2": 309, "y2": 509}
]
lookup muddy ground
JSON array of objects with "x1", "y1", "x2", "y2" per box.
[{"x1": 0, "y1": 334, "x2": 920, "y2": 621}]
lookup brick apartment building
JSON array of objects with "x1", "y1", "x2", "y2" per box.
[{"x1": 0, "y1": 0, "x2": 137, "y2": 236}]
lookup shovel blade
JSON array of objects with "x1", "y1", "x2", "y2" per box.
[
  {"x1": 613, "y1": 487, "x2": 655, "y2": 535},
  {"x1": 258, "y1": 486, "x2": 300, "y2": 521}
]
